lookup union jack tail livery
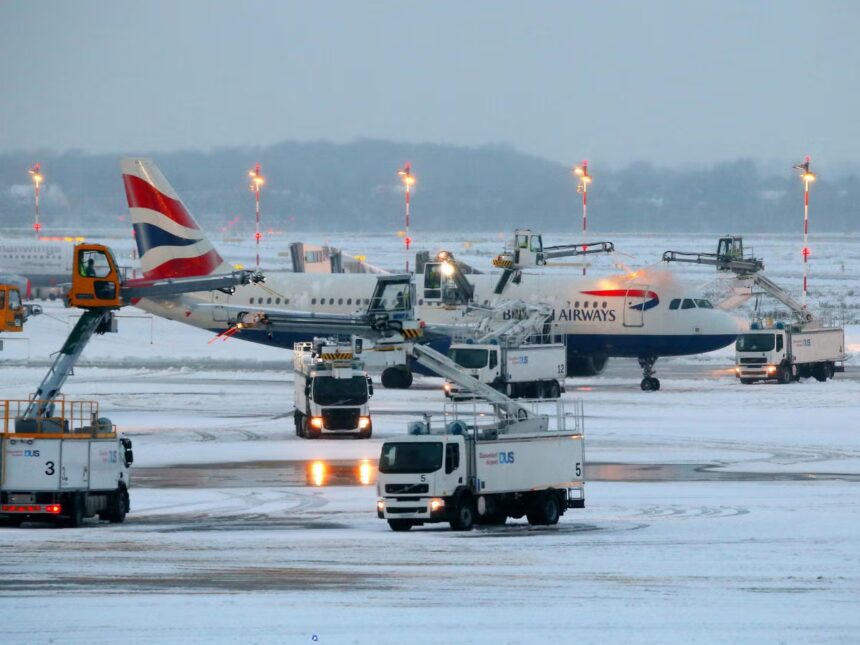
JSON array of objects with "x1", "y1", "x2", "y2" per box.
[{"x1": 121, "y1": 158, "x2": 227, "y2": 280}]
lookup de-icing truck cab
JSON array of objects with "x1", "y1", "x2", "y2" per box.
[
  {"x1": 377, "y1": 400, "x2": 585, "y2": 531},
  {"x1": 294, "y1": 339, "x2": 374, "y2": 439}
]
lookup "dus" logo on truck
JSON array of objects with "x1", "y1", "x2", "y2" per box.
[{"x1": 499, "y1": 451, "x2": 515, "y2": 464}]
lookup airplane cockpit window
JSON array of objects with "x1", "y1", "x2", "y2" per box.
[
  {"x1": 516, "y1": 234, "x2": 529, "y2": 249},
  {"x1": 681, "y1": 298, "x2": 696, "y2": 309},
  {"x1": 695, "y1": 299, "x2": 713, "y2": 309},
  {"x1": 78, "y1": 250, "x2": 112, "y2": 278},
  {"x1": 9, "y1": 289, "x2": 21, "y2": 310},
  {"x1": 669, "y1": 299, "x2": 681, "y2": 310}
]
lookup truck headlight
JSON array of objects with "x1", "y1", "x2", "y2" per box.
[
  {"x1": 358, "y1": 416, "x2": 371, "y2": 429},
  {"x1": 766, "y1": 365, "x2": 777, "y2": 374},
  {"x1": 310, "y1": 416, "x2": 324, "y2": 429},
  {"x1": 443, "y1": 382, "x2": 451, "y2": 393},
  {"x1": 430, "y1": 498, "x2": 445, "y2": 512},
  {"x1": 735, "y1": 367, "x2": 741, "y2": 376},
  {"x1": 377, "y1": 500, "x2": 385, "y2": 512}
]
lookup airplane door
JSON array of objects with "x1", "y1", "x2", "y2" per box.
[
  {"x1": 622, "y1": 285, "x2": 646, "y2": 327},
  {"x1": 211, "y1": 291, "x2": 230, "y2": 323}
]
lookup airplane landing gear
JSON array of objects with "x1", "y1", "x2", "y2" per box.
[{"x1": 638, "y1": 355, "x2": 660, "y2": 391}]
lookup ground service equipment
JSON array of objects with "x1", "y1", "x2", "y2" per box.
[
  {"x1": 0, "y1": 244, "x2": 259, "y2": 526},
  {"x1": 735, "y1": 323, "x2": 845, "y2": 383},
  {"x1": 377, "y1": 399, "x2": 585, "y2": 532},
  {"x1": 0, "y1": 399, "x2": 133, "y2": 527},
  {"x1": 663, "y1": 235, "x2": 846, "y2": 385},
  {"x1": 294, "y1": 339, "x2": 374, "y2": 439}
]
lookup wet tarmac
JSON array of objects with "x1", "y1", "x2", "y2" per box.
[{"x1": 134, "y1": 459, "x2": 860, "y2": 489}]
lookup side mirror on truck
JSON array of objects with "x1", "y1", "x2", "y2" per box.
[{"x1": 367, "y1": 376, "x2": 374, "y2": 397}]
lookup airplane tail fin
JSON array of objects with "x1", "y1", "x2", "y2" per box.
[{"x1": 121, "y1": 158, "x2": 227, "y2": 280}]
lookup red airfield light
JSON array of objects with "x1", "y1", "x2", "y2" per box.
[
  {"x1": 248, "y1": 164, "x2": 265, "y2": 272},
  {"x1": 397, "y1": 163, "x2": 415, "y2": 272},
  {"x1": 793, "y1": 156, "x2": 816, "y2": 311},
  {"x1": 572, "y1": 160, "x2": 592, "y2": 276}
]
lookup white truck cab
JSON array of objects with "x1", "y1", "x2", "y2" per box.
[{"x1": 294, "y1": 340, "x2": 374, "y2": 438}]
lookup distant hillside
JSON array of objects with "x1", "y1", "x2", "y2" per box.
[{"x1": 0, "y1": 140, "x2": 857, "y2": 233}]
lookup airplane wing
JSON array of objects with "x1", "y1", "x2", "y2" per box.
[{"x1": 194, "y1": 302, "x2": 454, "y2": 341}]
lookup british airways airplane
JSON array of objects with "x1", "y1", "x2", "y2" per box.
[{"x1": 121, "y1": 158, "x2": 739, "y2": 391}]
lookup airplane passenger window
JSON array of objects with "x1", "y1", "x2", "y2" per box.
[
  {"x1": 681, "y1": 299, "x2": 696, "y2": 309},
  {"x1": 418, "y1": 299, "x2": 423, "y2": 305},
  {"x1": 574, "y1": 301, "x2": 580, "y2": 308},
  {"x1": 602, "y1": 302, "x2": 607, "y2": 308},
  {"x1": 285, "y1": 299, "x2": 290, "y2": 305},
  {"x1": 583, "y1": 301, "x2": 589, "y2": 308},
  {"x1": 347, "y1": 298, "x2": 352, "y2": 305},
  {"x1": 338, "y1": 298, "x2": 343, "y2": 305},
  {"x1": 311, "y1": 298, "x2": 317, "y2": 305},
  {"x1": 267, "y1": 298, "x2": 272, "y2": 304},
  {"x1": 593, "y1": 301, "x2": 598, "y2": 308},
  {"x1": 275, "y1": 298, "x2": 281, "y2": 304},
  {"x1": 669, "y1": 299, "x2": 681, "y2": 310},
  {"x1": 695, "y1": 299, "x2": 713, "y2": 309},
  {"x1": 329, "y1": 298, "x2": 334, "y2": 305}
]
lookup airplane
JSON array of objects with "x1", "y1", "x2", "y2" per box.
[
  {"x1": 0, "y1": 240, "x2": 75, "y2": 297},
  {"x1": 120, "y1": 158, "x2": 740, "y2": 391}
]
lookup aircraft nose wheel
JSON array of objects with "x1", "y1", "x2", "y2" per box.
[
  {"x1": 638, "y1": 356, "x2": 660, "y2": 391},
  {"x1": 640, "y1": 377, "x2": 660, "y2": 391}
]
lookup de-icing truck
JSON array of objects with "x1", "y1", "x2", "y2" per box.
[{"x1": 294, "y1": 339, "x2": 374, "y2": 439}]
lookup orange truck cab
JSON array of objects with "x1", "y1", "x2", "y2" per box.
[
  {"x1": 66, "y1": 244, "x2": 122, "y2": 309},
  {"x1": 0, "y1": 285, "x2": 25, "y2": 333}
]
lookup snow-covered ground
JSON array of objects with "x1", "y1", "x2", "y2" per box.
[{"x1": 1, "y1": 233, "x2": 859, "y2": 643}]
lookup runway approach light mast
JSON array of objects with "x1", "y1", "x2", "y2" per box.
[
  {"x1": 793, "y1": 156, "x2": 815, "y2": 312},
  {"x1": 397, "y1": 163, "x2": 415, "y2": 273},
  {"x1": 249, "y1": 164, "x2": 265, "y2": 273},
  {"x1": 573, "y1": 161, "x2": 592, "y2": 276},
  {"x1": 28, "y1": 163, "x2": 43, "y2": 238}
]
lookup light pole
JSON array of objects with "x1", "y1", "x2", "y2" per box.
[
  {"x1": 248, "y1": 163, "x2": 265, "y2": 272},
  {"x1": 28, "y1": 163, "x2": 43, "y2": 238},
  {"x1": 397, "y1": 163, "x2": 415, "y2": 273},
  {"x1": 573, "y1": 161, "x2": 592, "y2": 276},
  {"x1": 793, "y1": 156, "x2": 815, "y2": 312}
]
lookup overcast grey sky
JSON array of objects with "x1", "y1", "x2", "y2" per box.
[{"x1": 1, "y1": 1, "x2": 858, "y2": 167}]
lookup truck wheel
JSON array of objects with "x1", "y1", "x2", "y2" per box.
[
  {"x1": 105, "y1": 486, "x2": 130, "y2": 524},
  {"x1": 778, "y1": 366, "x2": 792, "y2": 384},
  {"x1": 813, "y1": 363, "x2": 830, "y2": 382},
  {"x1": 477, "y1": 511, "x2": 507, "y2": 526},
  {"x1": 527, "y1": 491, "x2": 560, "y2": 526},
  {"x1": 381, "y1": 367, "x2": 412, "y2": 389},
  {"x1": 449, "y1": 496, "x2": 475, "y2": 531},
  {"x1": 294, "y1": 410, "x2": 304, "y2": 437},
  {"x1": 387, "y1": 519, "x2": 413, "y2": 532},
  {"x1": 546, "y1": 381, "x2": 561, "y2": 399}
]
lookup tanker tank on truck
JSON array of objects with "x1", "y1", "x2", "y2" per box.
[{"x1": 294, "y1": 339, "x2": 374, "y2": 439}]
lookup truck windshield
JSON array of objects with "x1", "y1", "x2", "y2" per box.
[
  {"x1": 448, "y1": 348, "x2": 489, "y2": 369},
  {"x1": 312, "y1": 376, "x2": 368, "y2": 406},
  {"x1": 379, "y1": 442, "x2": 443, "y2": 474},
  {"x1": 736, "y1": 333, "x2": 775, "y2": 352}
]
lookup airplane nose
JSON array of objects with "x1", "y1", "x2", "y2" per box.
[{"x1": 713, "y1": 309, "x2": 741, "y2": 336}]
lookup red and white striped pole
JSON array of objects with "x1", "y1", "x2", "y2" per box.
[
  {"x1": 29, "y1": 163, "x2": 43, "y2": 238},
  {"x1": 248, "y1": 163, "x2": 265, "y2": 272},
  {"x1": 398, "y1": 163, "x2": 415, "y2": 273},
  {"x1": 574, "y1": 161, "x2": 592, "y2": 276},
  {"x1": 793, "y1": 156, "x2": 815, "y2": 312}
]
